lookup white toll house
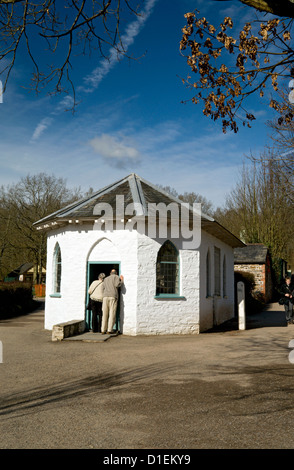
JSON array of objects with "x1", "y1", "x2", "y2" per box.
[{"x1": 34, "y1": 173, "x2": 245, "y2": 336}]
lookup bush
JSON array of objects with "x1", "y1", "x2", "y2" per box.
[
  {"x1": 0, "y1": 282, "x2": 38, "y2": 319},
  {"x1": 234, "y1": 271, "x2": 265, "y2": 315}
]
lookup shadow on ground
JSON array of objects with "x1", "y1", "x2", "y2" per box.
[
  {"x1": 0, "y1": 363, "x2": 180, "y2": 420},
  {"x1": 206, "y1": 303, "x2": 287, "y2": 333}
]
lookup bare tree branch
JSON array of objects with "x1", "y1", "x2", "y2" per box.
[
  {"x1": 213, "y1": 1, "x2": 294, "y2": 19},
  {"x1": 239, "y1": 0, "x2": 294, "y2": 18},
  {"x1": 0, "y1": 1, "x2": 143, "y2": 102}
]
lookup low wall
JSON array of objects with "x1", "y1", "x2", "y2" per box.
[{"x1": 52, "y1": 319, "x2": 85, "y2": 341}]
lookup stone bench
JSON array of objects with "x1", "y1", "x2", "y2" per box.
[{"x1": 52, "y1": 319, "x2": 85, "y2": 341}]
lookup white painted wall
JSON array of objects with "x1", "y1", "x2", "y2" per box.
[
  {"x1": 45, "y1": 224, "x2": 138, "y2": 331},
  {"x1": 44, "y1": 222, "x2": 235, "y2": 335},
  {"x1": 134, "y1": 233, "x2": 200, "y2": 335},
  {"x1": 199, "y1": 232, "x2": 235, "y2": 332}
]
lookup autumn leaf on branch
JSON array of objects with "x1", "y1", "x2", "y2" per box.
[{"x1": 180, "y1": 10, "x2": 294, "y2": 133}]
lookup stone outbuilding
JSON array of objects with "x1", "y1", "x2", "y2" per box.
[
  {"x1": 234, "y1": 243, "x2": 273, "y2": 303},
  {"x1": 34, "y1": 173, "x2": 244, "y2": 335}
]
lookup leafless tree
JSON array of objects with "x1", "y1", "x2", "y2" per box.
[
  {"x1": 0, "y1": 0, "x2": 143, "y2": 102},
  {"x1": 244, "y1": 88, "x2": 294, "y2": 198},
  {"x1": 156, "y1": 184, "x2": 214, "y2": 216},
  {"x1": 0, "y1": 173, "x2": 82, "y2": 281},
  {"x1": 216, "y1": 154, "x2": 294, "y2": 272}
]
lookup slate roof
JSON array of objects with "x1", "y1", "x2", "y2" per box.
[
  {"x1": 234, "y1": 244, "x2": 269, "y2": 264},
  {"x1": 34, "y1": 173, "x2": 244, "y2": 248},
  {"x1": 7, "y1": 262, "x2": 34, "y2": 277}
]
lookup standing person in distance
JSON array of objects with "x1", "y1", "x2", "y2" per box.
[{"x1": 279, "y1": 275, "x2": 294, "y2": 325}]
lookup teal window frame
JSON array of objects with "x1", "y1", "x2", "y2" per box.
[
  {"x1": 50, "y1": 243, "x2": 62, "y2": 297},
  {"x1": 155, "y1": 240, "x2": 182, "y2": 299}
]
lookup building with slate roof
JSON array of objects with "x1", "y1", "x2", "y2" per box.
[
  {"x1": 234, "y1": 244, "x2": 274, "y2": 303},
  {"x1": 34, "y1": 173, "x2": 244, "y2": 335},
  {"x1": 5, "y1": 262, "x2": 46, "y2": 285},
  {"x1": 5, "y1": 263, "x2": 34, "y2": 282}
]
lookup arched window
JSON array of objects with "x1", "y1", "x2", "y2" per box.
[
  {"x1": 53, "y1": 243, "x2": 62, "y2": 294},
  {"x1": 156, "y1": 241, "x2": 179, "y2": 296},
  {"x1": 223, "y1": 255, "x2": 227, "y2": 297},
  {"x1": 206, "y1": 249, "x2": 211, "y2": 297},
  {"x1": 214, "y1": 246, "x2": 221, "y2": 296}
]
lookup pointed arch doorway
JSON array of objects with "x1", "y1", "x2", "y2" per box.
[{"x1": 86, "y1": 261, "x2": 121, "y2": 331}]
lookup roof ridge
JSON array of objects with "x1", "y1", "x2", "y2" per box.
[
  {"x1": 34, "y1": 174, "x2": 134, "y2": 225},
  {"x1": 127, "y1": 174, "x2": 147, "y2": 215},
  {"x1": 136, "y1": 174, "x2": 213, "y2": 221},
  {"x1": 34, "y1": 172, "x2": 214, "y2": 225}
]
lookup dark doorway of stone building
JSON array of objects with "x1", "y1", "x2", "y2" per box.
[{"x1": 86, "y1": 262, "x2": 121, "y2": 331}]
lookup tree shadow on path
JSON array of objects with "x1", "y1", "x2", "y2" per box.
[{"x1": 206, "y1": 303, "x2": 287, "y2": 333}]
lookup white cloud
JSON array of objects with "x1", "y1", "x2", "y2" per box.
[
  {"x1": 89, "y1": 133, "x2": 141, "y2": 168},
  {"x1": 30, "y1": 117, "x2": 53, "y2": 142},
  {"x1": 52, "y1": 95, "x2": 75, "y2": 114},
  {"x1": 30, "y1": 96, "x2": 75, "y2": 142},
  {"x1": 27, "y1": 0, "x2": 158, "y2": 142},
  {"x1": 82, "y1": 0, "x2": 158, "y2": 91}
]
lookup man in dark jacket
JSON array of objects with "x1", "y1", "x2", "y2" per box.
[
  {"x1": 279, "y1": 276, "x2": 294, "y2": 324},
  {"x1": 101, "y1": 269, "x2": 124, "y2": 334}
]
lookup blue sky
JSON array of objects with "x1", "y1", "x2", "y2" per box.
[{"x1": 0, "y1": 0, "x2": 282, "y2": 209}]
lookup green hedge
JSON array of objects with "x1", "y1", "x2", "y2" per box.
[{"x1": 0, "y1": 282, "x2": 38, "y2": 319}]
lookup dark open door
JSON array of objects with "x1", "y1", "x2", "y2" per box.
[{"x1": 86, "y1": 262, "x2": 120, "y2": 330}]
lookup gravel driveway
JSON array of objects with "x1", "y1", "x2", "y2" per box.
[{"x1": 1, "y1": 301, "x2": 294, "y2": 450}]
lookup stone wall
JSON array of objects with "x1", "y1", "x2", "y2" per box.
[
  {"x1": 52, "y1": 319, "x2": 85, "y2": 341},
  {"x1": 234, "y1": 261, "x2": 273, "y2": 302}
]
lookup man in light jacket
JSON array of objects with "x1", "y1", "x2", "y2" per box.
[{"x1": 101, "y1": 269, "x2": 124, "y2": 334}]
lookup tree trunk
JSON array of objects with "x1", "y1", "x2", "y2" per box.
[{"x1": 240, "y1": 0, "x2": 294, "y2": 18}]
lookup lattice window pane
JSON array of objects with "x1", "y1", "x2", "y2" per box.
[
  {"x1": 53, "y1": 244, "x2": 62, "y2": 293},
  {"x1": 156, "y1": 241, "x2": 179, "y2": 295}
]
